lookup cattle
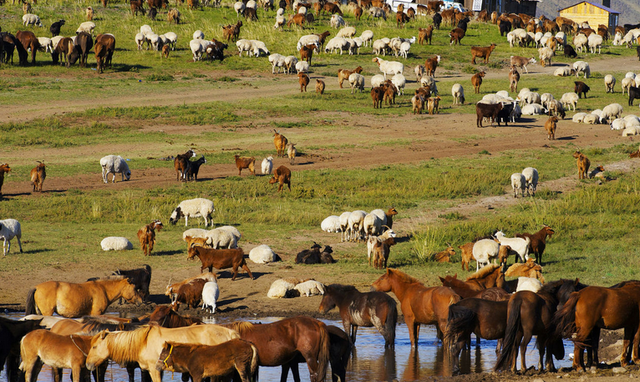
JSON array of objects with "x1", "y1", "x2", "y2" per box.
[
  {"x1": 476, "y1": 102, "x2": 503, "y2": 128},
  {"x1": 69, "y1": 32, "x2": 93, "y2": 67},
  {"x1": 95, "y1": 33, "x2": 115, "y2": 73},
  {"x1": 574, "y1": 81, "x2": 590, "y2": 99}
]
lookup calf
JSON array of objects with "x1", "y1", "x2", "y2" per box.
[
  {"x1": 449, "y1": 27, "x2": 465, "y2": 45},
  {"x1": 234, "y1": 155, "x2": 255, "y2": 175},
  {"x1": 471, "y1": 71, "x2": 485, "y2": 94},
  {"x1": 574, "y1": 81, "x2": 590, "y2": 98},
  {"x1": 95, "y1": 33, "x2": 115, "y2": 73},
  {"x1": 545, "y1": 116, "x2": 558, "y2": 140},
  {"x1": 476, "y1": 102, "x2": 503, "y2": 128},
  {"x1": 471, "y1": 43, "x2": 496, "y2": 64},
  {"x1": 418, "y1": 26, "x2": 433, "y2": 45},
  {"x1": 629, "y1": 86, "x2": 640, "y2": 106},
  {"x1": 30, "y1": 161, "x2": 46, "y2": 192},
  {"x1": 269, "y1": 165, "x2": 291, "y2": 191},
  {"x1": 187, "y1": 244, "x2": 254, "y2": 280},
  {"x1": 298, "y1": 72, "x2": 309, "y2": 92}
]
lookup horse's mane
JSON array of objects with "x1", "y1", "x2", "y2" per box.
[
  {"x1": 466, "y1": 264, "x2": 499, "y2": 280},
  {"x1": 86, "y1": 275, "x2": 127, "y2": 282},
  {"x1": 105, "y1": 325, "x2": 152, "y2": 363},
  {"x1": 225, "y1": 321, "x2": 255, "y2": 335},
  {"x1": 388, "y1": 269, "x2": 422, "y2": 284},
  {"x1": 79, "y1": 318, "x2": 141, "y2": 335}
]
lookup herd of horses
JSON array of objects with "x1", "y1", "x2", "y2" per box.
[{"x1": 3, "y1": 265, "x2": 640, "y2": 382}]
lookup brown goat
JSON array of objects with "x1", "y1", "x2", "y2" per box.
[
  {"x1": 299, "y1": 44, "x2": 314, "y2": 64},
  {"x1": 382, "y1": 81, "x2": 397, "y2": 106},
  {"x1": 287, "y1": 13, "x2": 306, "y2": 27},
  {"x1": 162, "y1": 44, "x2": 170, "y2": 58},
  {"x1": 165, "y1": 272, "x2": 216, "y2": 302},
  {"x1": 508, "y1": 65, "x2": 520, "y2": 92},
  {"x1": 458, "y1": 242, "x2": 475, "y2": 271},
  {"x1": 223, "y1": 21, "x2": 242, "y2": 42},
  {"x1": 315, "y1": 31, "x2": 331, "y2": 50},
  {"x1": 427, "y1": 96, "x2": 441, "y2": 114},
  {"x1": 30, "y1": 161, "x2": 46, "y2": 192},
  {"x1": 434, "y1": 245, "x2": 455, "y2": 262},
  {"x1": 187, "y1": 244, "x2": 254, "y2": 280},
  {"x1": 418, "y1": 26, "x2": 433, "y2": 45},
  {"x1": 396, "y1": 11, "x2": 409, "y2": 27},
  {"x1": 167, "y1": 8, "x2": 180, "y2": 23},
  {"x1": 137, "y1": 220, "x2": 164, "y2": 256},
  {"x1": 315, "y1": 79, "x2": 325, "y2": 94},
  {"x1": 426, "y1": 0, "x2": 443, "y2": 14},
  {"x1": 337, "y1": 66, "x2": 363, "y2": 88},
  {"x1": 234, "y1": 155, "x2": 255, "y2": 176},
  {"x1": 471, "y1": 43, "x2": 496, "y2": 64},
  {"x1": 86, "y1": 6, "x2": 94, "y2": 20},
  {"x1": 471, "y1": 71, "x2": 485, "y2": 94},
  {"x1": 545, "y1": 116, "x2": 558, "y2": 140},
  {"x1": 515, "y1": 225, "x2": 555, "y2": 265},
  {"x1": 273, "y1": 129, "x2": 288, "y2": 157},
  {"x1": 371, "y1": 86, "x2": 385, "y2": 108},
  {"x1": 174, "y1": 149, "x2": 196, "y2": 181},
  {"x1": 424, "y1": 55, "x2": 440, "y2": 77},
  {"x1": 573, "y1": 151, "x2": 590, "y2": 179},
  {"x1": 449, "y1": 27, "x2": 465, "y2": 45},
  {"x1": 0, "y1": 164, "x2": 10, "y2": 196},
  {"x1": 298, "y1": 72, "x2": 309, "y2": 92},
  {"x1": 269, "y1": 165, "x2": 291, "y2": 191},
  {"x1": 354, "y1": 6, "x2": 362, "y2": 20},
  {"x1": 172, "y1": 278, "x2": 207, "y2": 309},
  {"x1": 371, "y1": 237, "x2": 396, "y2": 269},
  {"x1": 323, "y1": 2, "x2": 342, "y2": 15},
  {"x1": 411, "y1": 94, "x2": 424, "y2": 114}
]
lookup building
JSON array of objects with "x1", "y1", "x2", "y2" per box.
[
  {"x1": 463, "y1": 0, "x2": 539, "y2": 16},
  {"x1": 558, "y1": 1, "x2": 619, "y2": 32}
]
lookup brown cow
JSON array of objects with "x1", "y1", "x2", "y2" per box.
[
  {"x1": 95, "y1": 33, "x2": 116, "y2": 73},
  {"x1": 471, "y1": 43, "x2": 496, "y2": 64},
  {"x1": 269, "y1": 165, "x2": 291, "y2": 192},
  {"x1": 188, "y1": 244, "x2": 254, "y2": 280},
  {"x1": 234, "y1": 155, "x2": 255, "y2": 175}
]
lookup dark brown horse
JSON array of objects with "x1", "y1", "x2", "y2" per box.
[
  {"x1": 318, "y1": 284, "x2": 397, "y2": 348},
  {"x1": 555, "y1": 281, "x2": 640, "y2": 370},
  {"x1": 439, "y1": 265, "x2": 505, "y2": 298},
  {"x1": 143, "y1": 305, "x2": 202, "y2": 327},
  {"x1": 495, "y1": 278, "x2": 586, "y2": 373},
  {"x1": 224, "y1": 317, "x2": 330, "y2": 382},
  {"x1": 372, "y1": 268, "x2": 461, "y2": 348},
  {"x1": 0, "y1": 316, "x2": 42, "y2": 382}
]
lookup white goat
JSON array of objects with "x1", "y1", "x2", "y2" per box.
[
  {"x1": 261, "y1": 157, "x2": 273, "y2": 174},
  {"x1": 0, "y1": 219, "x2": 22, "y2": 256},
  {"x1": 522, "y1": 167, "x2": 538, "y2": 196},
  {"x1": 472, "y1": 239, "x2": 499, "y2": 271},
  {"x1": 494, "y1": 231, "x2": 530, "y2": 262},
  {"x1": 201, "y1": 280, "x2": 219, "y2": 313}
]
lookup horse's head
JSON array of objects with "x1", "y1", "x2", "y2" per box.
[
  {"x1": 156, "y1": 342, "x2": 175, "y2": 371},
  {"x1": 86, "y1": 331, "x2": 110, "y2": 371},
  {"x1": 318, "y1": 285, "x2": 337, "y2": 314},
  {"x1": 371, "y1": 269, "x2": 392, "y2": 292},
  {"x1": 122, "y1": 281, "x2": 144, "y2": 305}
]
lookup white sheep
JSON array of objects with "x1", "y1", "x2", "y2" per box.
[
  {"x1": 472, "y1": 239, "x2": 499, "y2": 271},
  {"x1": 294, "y1": 280, "x2": 325, "y2": 297},
  {"x1": 321, "y1": 216, "x2": 342, "y2": 233},
  {"x1": 261, "y1": 157, "x2": 273, "y2": 174},
  {"x1": 140, "y1": 25, "x2": 153, "y2": 38},
  {"x1": 522, "y1": 167, "x2": 538, "y2": 196},
  {"x1": 193, "y1": 30, "x2": 204, "y2": 40},
  {"x1": 100, "y1": 155, "x2": 131, "y2": 184},
  {"x1": 284, "y1": 56, "x2": 298, "y2": 74},
  {"x1": 540, "y1": 93, "x2": 555, "y2": 108},
  {"x1": 249, "y1": 244, "x2": 278, "y2": 263},
  {"x1": 267, "y1": 278, "x2": 299, "y2": 298},
  {"x1": 626, "y1": 72, "x2": 636, "y2": 79},
  {"x1": 0, "y1": 219, "x2": 22, "y2": 256},
  {"x1": 373, "y1": 57, "x2": 403, "y2": 79},
  {"x1": 349, "y1": 37, "x2": 363, "y2": 55},
  {"x1": 626, "y1": 115, "x2": 640, "y2": 125},
  {"x1": 623, "y1": 126, "x2": 640, "y2": 136},
  {"x1": 496, "y1": 90, "x2": 510, "y2": 99},
  {"x1": 169, "y1": 198, "x2": 215, "y2": 227},
  {"x1": 191, "y1": 39, "x2": 212, "y2": 61},
  {"x1": 22, "y1": 14, "x2": 43, "y2": 27},
  {"x1": 164, "y1": 32, "x2": 177, "y2": 50},
  {"x1": 604, "y1": 75, "x2": 616, "y2": 93},
  {"x1": 612, "y1": 31, "x2": 623, "y2": 46},
  {"x1": 205, "y1": 228, "x2": 237, "y2": 249},
  {"x1": 391, "y1": 74, "x2": 406, "y2": 95},
  {"x1": 363, "y1": 213, "x2": 382, "y2": 238},
  {"x1": 573, "y1": 33, "x2": 588, "y2": 52},
  {"x1": 360, "y1": 30, "x2": 374, "y2": 47},
  {"x1": 555, "y1": 32, "x2": 567, "y2": 46},
  {"x1": 538, "y1": 46, "x2": 554, "y2": 66},
  {"x1": 295, "y1": 60, "x2": 310, "y2": 73},
  {"x1": 246, "y1": 0, "x2": 256, "y2": 8},
  {"x1": 588, "y1": 33, "x2": 603, "y2": 54},
  {"x1": 325, "y1": 37, "x2": 349, "y2": 55},
  {"x1": 583, "y1": 114, "x2": 599, "y2": 124},
  {"x1": 599, "y1": 103, "x2": 623, "y2": 124},
  {"x1": 217, "y1": 225, "x2": 241, "y2": 241},
  {"x1": 370, "y1": 74, "x2": 385, "y2": 88},
  {"x1": 37, "y1": 37, "x2": 53, "y2": 53},
  {"x1": 201, "y1": 280, "x2": 219, "y2": 313},
  {"x1": 372, "y1": 39, "x2": 388, "y2": 56},
  {"x1": 148, "y1": 34, "x2": 161, "y2": 51},
  {"x1": 100, "y1": 237, "x2": 133, "y2": 251},
  {"x1": 297, "y1": 6, "x2": 306, "y2": 14},
  {"x1": 521, "y1": 103, "x2": 546, "y2": 115},
  {"x1": 330, "y1": 14, "x2": 345, "y2": 28},
  {"x1": 236, "y1": 39, "x2": 253, "y2": 56},
  {"x1": 339, "y1": 211, "x2": 352, "y2": 242},
  {"x1": 268, "y1": 53, "x2": 286, "y2": 74},
  {"x1": 510, "y1": 173, "x2": 526, "y2": 198},
  {"x1": 572, "y1": 112, "x2": 587, "y2": 123},
  {"x1": 560, "y1": 92, "x2": 579, "y2": 111},
  {"x1": 370, "y1": 209, "x2": 388, "y2": 226},
  {"x1": 234, "y1": 1, "x2": 245, "y2": 16},
  {"x1": 420, "y1": 76, "x2": 438, "y2": 95},
  {"x1": 274, "y1": 9, "x2": 286, "y2": 29},
  {"x1": 349, "y1": 73, "x2": 365, "y2": 94},
  {"x1": 494, "y1": 231, "x2": 530, "y2": 262},
  {"x1": 516, "y1": 277, "x2": 542, "y2": 293},
  {"x1": 77, "y1": 21, "x2": 96, "y2": 35},
  {"x1": 182, "y1": 228, "x2": 208, "y2": 240},
  {"x1": 135, "y1": 33, "x2": 147, "y2": 51},
  {"x1": 249, "y1": 40, "x2": 269, "y2": 57},
  {"x1": 51, "y1": 36, "x2": 64, "y2": 51},
  {"x1": 297, "y1": 35, "x2": 320, "y2": 51},
  {"x1": 348, "y1": 210, "x2": 367, "y2": 242},
  {"x1": 622, "y1": 77, "x2": 634, "y2": 95},
  {"x1": 610, "y1": 118, "x2": 626, "y2": 130},
  {"x1": 336, "y1": 26, "x2": 356, "y2": 38},
  {"x1": 554, "y1": 67, "x2": 574, "y2": 77},
  {"x1": 573, "y1": 61, "x2": 590, "y2": 79},
  {"x1": 452, "y1": 84, "x2": 465, "y2": 105}
]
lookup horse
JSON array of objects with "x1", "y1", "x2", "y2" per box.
[
  {"x1": 26, "y1": 278, "x2": 144, "y2": 318},
  {"x1": 495, "y1": 278, "x2": 586, "y2": 373},
  {"x1": 439, "y1": 265, "x2": 505, "y2": 298},
  {"x1": 0, "y1": 316, "x2": 42, "y2": 382},
  {"x1": 85, "y1": 324, "x2": 240, "y2": 382},
  {"x1": 555, "y1": 281, "x2": 640, "y2": 370},
  {"x1": 318, "y1": 284, "x2": 397, "y2": 348},
  {"x1": 372, "y1": 268, "x2": 461, "y2": 348},
  {"x1": 155, "y1": 340, "x2": 258, "y2": 382},
  {"x1": 223, "y1": 316, "x2": 330, "y2": 382},
  {"x1": 280, "y1": 325, "x2": 351, "y2": 382},
  {"x1": 142, "y1": 305, "x2": 202, "y2": 327},
  {"x1": 20, "y1": 329, "x2": 94, "y2": 382}
]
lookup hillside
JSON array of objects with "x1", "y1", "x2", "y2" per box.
[{"x1": 536, "y1": 0, "x2": 640, "y2": 25}]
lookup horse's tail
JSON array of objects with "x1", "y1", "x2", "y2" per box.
[
  {"x1": 25, "y1": 288, "x2": 37, "y2": 315},
  {"x1": 384, "y1": 302, "x2": 398, "y2": 347},
  {"x1": 553, "y1": 291, "x2": 579, "y2": 340},
  {"x1": 494, "y1": 296, "x2": 522, "y2": 371},
  {"x1": 249, "y1": 343, "x2": 259, "y2": 381},
  {"x1": 444, "y1": 305, "x2": 475, "y2": 352},
  {"x1": 316, "y1": 324, "x2": 330, "y2": 382}
]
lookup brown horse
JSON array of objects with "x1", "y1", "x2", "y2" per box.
[
  {"x1": 26, "y1": 278, "x2": 143, "y2": 318},
  {"x1": 223, "y1": 317, "x2": 330, "y2": 382},
  {"x1": 85, "y1": 324, "x2": 240, "y2": 382},
  {"x1": 439, "y1": 265, "x2": 505, "y2": 298},
  {"x1": 155, "y1": 340, "x2": 258, "y2": 382},
  {"x1": 20, "y1": 329, "x2": 93, "y2": 382},
  {"x1": 495, "y1": 278, "x2": 585, "y2": 373},
  {"x1": 0, "y1": 316, "x2": 42, "y2": 382},
  {"x1": 555, "y1": 281, "x2": 640, "y2": 370},
  {"x1": 318, "y1": 284, "x2": 398, "y2": 348},
  {"x1": 143, "y1": 305, "x2": 202, "y2": 327},
  {"x1": 372, "y1": 268, "x2": 461, "y2": 348}
]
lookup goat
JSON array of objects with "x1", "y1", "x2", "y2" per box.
[
  {"x1": 371, "y1": 86, "x2": 385, "y2": 108},
  {"x1": 295, "y1": 242, "x2": 321, "y2": 264},
  {"x1": 174, "y1": 149, "x2": 196, "y2": 181},
  {"x1": 509, "y1": 55, "x2": 535, "y2": 74},
  {"x1": 475, "y1": 102, "x2": 502, "y2": 128},
  {"x1": 515, "y1": 225, "x2": 554, "y2": 265},
  {"x1": 367, "y1": 229, "x2": 396, "y2": 268},
  {"x1": 573, "y1": 150, "x2": 590, "y2": 179},
  {"x1": 186, "y1": 155, "x2": 206, "y2": 181},
  {"x1": 545, "y1": 116, "x2": 558, "y2": 140},
  {"x1": 298, "y1": 72, "x2": 309, "y2": 92},
  {"x1": 449, "y1": 27, "x2": 465, "y2": 45},
  {"x1": 418, "y1": 26, "x2": 433, "y2": 45},
  {"x1": 0, "y1": 164, "x2": 10, "y2": 196},
  {"x1": 287, "y1": 143, "x2": 297, "y2": 165},
  {"x1": 187, "y1": 244, "x2": 254, "y2": 280},
  {"x1": 273, "y1": 129, "x2": 288, "y2": 157},
  {"x1": 137, "y1": 220, "x2": 163, "y2": 256},
  {"x1": 509, "y1": 66, "x2": 520, "y2": 92},
  {"x1": 470, "y1": 43, "x2": 496, "y2": 64},
  {"x1": 165, "y1": 272, "x2": 216, "y2": 304},
  {"x1": 299, "y1": 44, "x2": 314, "y2": 64},
  {"x1": 234, "y1": 155, "x2": 255, "y2": 176},
  {"x1": 471, "y1": 71, "x2": 485, "y2": 94},
  {"x1": 269, "y1": 165, "x2": 291, "y2": 191},
  {"x1": 424, "y1": 55, "x2": 440, "y2": 77},
  {"x1": 434, "y1": 244, "x2": 455, "y2": 262},
  {"x1": 337, "y1": 66, "x2": 363, "y2": 88},
  {"x1": 30, "y1": 161, "x2": 46, "y2": 192},
  {"x1": 574, "y1": 81, "x2": 590, "y2": 99}
]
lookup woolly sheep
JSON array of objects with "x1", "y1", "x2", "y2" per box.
[
  {"x1": 0, "y1": 219, "x2": 22, "y2": 256},
  {"x1": 372, "y1": 39, "x2": 388, "y2": 56},
  {"x1": 622, "y1": 77, "x2": 634, "y2": 95},
  {"x1": 496, "y1": 90, "x2": 510, "y2": 99},
  {"x1": 269, "y1": 53, "x2": 286, "y2": 74},
  {"x1": 339, "y1": 211, "x2": 352, "y2": 241},
  {"x1": 336, "y1": 26, "x2": 356, "y2": 38},
  {"x1": 349, "y1": 73, "x2": 365, "y2": 94},
  {"x1": 600, "y1": 103, "x2": 623, "y2": 124},
  {"x1": 370, "y1": 209, "x2": 388, "y2": 226},
  {"x1": 583, "y1": 114, "x2": 599, "y2": 124},
  {"x1": 295, "y1": 60, "x2": 310, "y2": 73},
  {"x1": 274, "y1": 10, "x2": 286, "y2": 29},
  {"x1": 360, "y1": 30, "x2": 373, "y2": 47},
  {"x1": 217, "y1": 225, "x2": 241, "y2": 241},
  {"x1": 284, "y1": 56, "x2": 298, "y2": 74},
  {"x1": 573, "y1": 61, "x2": 590, "y2": 79},
  {"x1": 452, "y1": 84, "x2": 465, "y2": 105},
  {"x1": 612, "y1": 31, "x2": 623, "y2": 46},
  {"x1": 626, "y1": 72, "x2": 636, "y2": 79},
  {"x1": 604, "y1": 75, "x2": 616, "y2": 93},
  {"x1": 623, "y1": 126, "x2": 640, "y2": 136},
  {"x1": 294, "y1": 280, "x2": 325, "y2": 297},
  {"x1": 516, "y1": 277, "x2": 542, "y2": 293},
  {"x1": 350, "y1": 37, "x2": 363, "y2": 54},
  {"x1": 234, "y1": 1, "x2": 245, "y2": 16},
  {"x1": 538, "y1": 46, "x2": 554, "y2": 66},
  {"x1": 472, "y1": 239, "x2": 499, "y2": 271},
  {"x1": 560, "y1": 92, "x2": 579, "y2": 111},
  {"x1": 262, "y1": 156, "x2": 273, "y2": 174},
  {"x1": 495, "y1": 231, "x2": 530, "y2": 262},
  {"x1": 521, "y1": 103, "x2": 546, "y2": 115},
  {"x1": 37, "y1": 37, "x2": 53, "y2": 53},
  {"x1": 373, "y1": 57, "x2": 403, "y2": 79},
  {"x1": 169, "y1": 198, "x2": 215, "y2": 227},
  {"x1": 182, "y1": 228, "x2": 208, "y2": 240},
  {"x1": 391, "y1": 74, "x2": 406, "y2": 95},
  {"x1": 554, "y1": 67, "x2": 574, "y2": 77},
  {"x1": 371, "y1": 74, "x2": 385, "y2": 88},
  {"x1": 191, "y1": 39, "x2": 212, "y2": 61},
  {"x1": 363, "y1": 213, "x2": 382, "y2": 238},
  {"x1": 51, "y1": 36, "x2": 64, "y2": 51},
  {"x1": 148, "y1": 34, "x2": 161, "y2": 51},
  {"x1": 100, "y1": 237, "x2": 133, "y2": 251},
  {"x1": 610, "y1": 118, "x2": 626, "y2": 130},
  {"x1": 540, "y1": 93, "x2": 555, "y2": 108},
  {"x1": 205, "y1": 228, "x2": 237, "y2": 249},
  {"x1": 236, "y1": 39, "x2": 252, "y2": 56},
  {"x1": 250, "y1": 40, "x2": 269, "y2": 57},
  {"x1": 135, "y1": 33, "x2": 146, "y2": 50},
  {"x1": 573, "y1": 33, "x2": 588, "y2": 52},
  {"x1": 201, "y1": 280, "x2": 219, "y2": 313},
  {"x1": 519, "y1": 91, "x2": 541, "y2": 106},
  {"x1": 572, "y1": 112, "x2": 587, "y2": 123},
  {"x1": 626, "y1": 115, "x2": 640, "y2": 125},
  {"x1": 77, "y1": 21, "x2": 96, "y2": 35},
  {"x1": 321, "y1": 215, "x2": 342, "y2": 233},
  {"x1": 588, "y1": 33, "x2": 603, "y2": 54},
  {"x1": 193, "y1": 30, "x2": 204, "y2": 40},
  {"x1": 246, "y1": 0, "x2": 256, "y2": 8},
  {"x1": 510, "y1": 173, "x2": 526, "y2": 198},
  {"x1": 164, "y1": 32, "x2": 177, "y2": 50},
  {"x1": 100, "y1": 155, "x2": 131, "y2": 184},
  {"x1": 348, "y1": 210, "x2": 367, "y2": 242},
  {"x1": 325, "y1": 37, "x2": 349, "y2": 55},
  {"x1": 297, "y1": 6, "x2": 306, "y2": 14},
  {"x1": 297, "y1": 35, "x2": 320, "y2": 51},
  {"x1": 555, "y1": 32, "x2": 567, "y2": 45},
  {"x1": 480, "y1": 94, "x2": 501, "y2": 104},
  {"x1": 22, "y1": 14, "x2": 43, "y2": 27},
  {"x1": 522, "y1": 167, "x2": 538, "y2": 196},
  {"x1": 330, "y1": 14, "x2": 345, "y2": 29},
  {"x1": 267, "y1": 278, "x2": 299, "y2": 298},
  {"x1": 249, "y1": 244, "x2": 277, "y2": 263}
]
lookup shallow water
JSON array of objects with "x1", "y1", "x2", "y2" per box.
[{"x1": 3, "y1": 314, "x2": 574, "y2": 382}]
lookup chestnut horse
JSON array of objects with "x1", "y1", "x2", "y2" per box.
[
  {"x1": 495, "y1": 278, "x2": 586, "y2": 373},
  {"x1": 223, "y1": 317, "x2": 330, "y2": 382},
  {"x1": 155, "y1": 340, "x2": 258, "y2": 382},
  {"x1": 555, "y1": 281, "x2": 640, "y2": 370},
  {"x1": 318, "y1": 284, "x2": 398, "y2": 348},
  {"x1": 0, "y1": 316, "x2": 42, "y2": 382},
  {"x1": 85, "y1": 324, "x2": 240, "y2": 382},
  {"x1": 439, "y1": 264, "x2": 505, "y2": 298},
  {"x1": 372, "y1": 268, "x2": 461, "y2": 348},
  {"x1": 26, "y1": 278, "x2": 143, "y2": 318}
]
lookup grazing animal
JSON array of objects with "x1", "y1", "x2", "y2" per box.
[
  {"x1": 68, "y1": 32, "x2": 93, "y2": 68},
  {"x1": 273, "y1": 129, "x2": 288, "y2": 157},
  {"x1": 137, "y1": 220, "x2": 163, "y2": 256},
  {"x1": 0, "y1": 163, "x2": 11, "y2": 196},
  {"x1": 187, "y1": 244, "x2": 254, "y2": 280},
  {"x1": 94, "y1": 33, "x2": 116, "y2": 73},
  {"x1": 174, "y1": 149, "x2": 196, "y2": 181},
  {"x1": 287, "y1": 143, "x2": 297, "y2": 165},
  {"x1": 573, "y1": 150, "x2": 590, "y2": 179},
  {"x1": 545, "y1": 116, "x2": 558, "y2": 140},
  {"x1": 315, "y1": 79, "x2": 325, "y2": 94},
  {"x1": 458, "y1": 242, "x2": 476, "y2": 271},
  {"x1": 418, "y1": 26, "x2": 433, "y2": 45},
  {"x1": 269, "y1": 165, "x2": 291, "y2": 191},
  {"x1": 509, "y1": 66, "x2": 520, "y2": 92},
  {"x1": 471, "y1": 43, "x2": 496, "y2": 64},
  {"x1": 0, "y1": 219, "x2": 23, "y2": 256},
  {"x1": 30, "y1": 161, "x2": 46, "y2": 192},
  {"x1": 471, "y1": 71, "x2": 485, "y2": 94},
  {"x1": 234, "y1": 155, "x2": 256, "y2": 175},
  {"x1": 169, "y1": 198, "x2": 215, "y2": 227},
  {"x1": 510, "y1": 55, "x2": 536, "y2": 74},
  {"x1": 574, "y1": 81, "x2": 590, "y2": 98},
  {"x1": 100, "y1": 155, "x2": 131, "y2": 183},
  {"x1": 50, "y1": 20, "x2": 65, "y2": 37},
  {"x1": 449, "y1": 27, "x2": 465, "y2": 45},
  {"x1": 475, "y1": 102, "x2": 503, "y2": 127}
]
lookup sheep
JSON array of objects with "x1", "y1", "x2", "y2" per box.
[
  {"x1": 622, "y1": 77, "x2": 635, "y2": 95},
  {"x1": 268, "y1": 53, "x2": 286, "y2": 74},
  {"x1": 391, "y1": 74, "x2": 406, "y2": 95},
  {"x1": 604, "y1": 74, "x2": 616, "y2": 93},
  {"x1": 339, "y1": 212, "x2": 352, "y2": 242},
  {"x1": 573, "y1": 33, "x2": 588, "y2": 52},
  {"x1": 321, "y1": 215, "x2": 342, "y2": 233},
  {"x1": 325, "y1": 37, "x2": 349, "y2": 55},
  {"x1": 267, "y1": 278, "x2": 300, "y2": 298},
  {"x1": 234, "y1": 1, "x2": 245, "y2": 16},
  {"x1": 451, "y1": 84, "x2": 465, "y2": 105},
  {"x1": 0, "y1": 219, "x2": 22, "y2": 256},
  {"x1": 398, "y1": 41, "x2": 412, "y2": 59},
  {"x1": 22, "y1": 14, "x2": 43, "y2": 27},
  {"x1": 540, "y1": 93, "x2": 554, "y2": 108},
  {"x1": 330, "y1": 14, "x2": 345, "y2": 28},
  {"x1": 554, "y1": 67, "x2": 575, "y2": 77},
  {"x1": 349, "y1": 73, "x2": 365, "y2": 94},
  {"x1": 510, "y1": 173, "x2": 526, "y2": 198},
  {"x1": 296, "y1": 34, "x2": 320, "y2": 51},
  {"x1": 522, "y1": 167, "x2": 539, "y2": 195},
  {"x1": 294, "y1": 280, "x2": 325, "y2": 297},
  {"x1": 588, "y1": 33, "x2": 603, "y2": 54},
  {"x1": 37, "y1": 37, "x2": 53, "y2": 53},
  {"x1": 610, "y1": 118, "x2": 626, "y2": 130},
  {"x1": 77, "y1": 21, "x2": 96, "y2": 35},
  {"x1": 190, "y1": 39, "x2": 212, "y2": 61},
  {"x1": 573, "y1": 61, "x2": 590, "y2": 78},
  {"x1": 287, "y1": 143, "x2": 297, "y2": 165},
  {"x1": 363, "y1": 213, "x2": 382, "y2": 239},
  {"x1": 100, "y1": 237, "x2": 133, "y2": 251},
  {"x1": 372, "y1": 57, "x2": 403, "y2": 79},
  {"x1": 135, "y1": 33, "x2": 147, "y2": 50},
  {"x1": 295, "y1": 61, "x2": 310, "y2": 73},
  {"x1": 472, "y1": 239, "x2": 499, "y2": 270},
  {"x1": 201, "y1": 280, "x2": 219, "y2": 313},
  {"x1": 169, "y1": 198, "x2": 215, "y2": 227},
  {"x1": 538, "y1": 46, "x2": 554, "y2": 67},
  {"x1": 623, "y1": 126, "x2": 640, "y2": 137},
  {"x1": 100, "y1": 155, "x2": 131, "y2": 184},
  {"x1": 205, "y1": 228, "x2": 237, "y2": 249},
  {"x1": 248, "y1": 40, "x2": 269, "y2": 57},
  {"x1": 183, "y1": 228, "x2": 209, "y2": 241},
  {"x1": 336, "y1": 26, "x2": 356, "y2": 38},
  {"x1": 217, "y1": 226, "x2": 241, "y2": 241},
  {"x1": 600, "y1": 103, "x2": 623, "y2": 124},
  {"x1": 572, "y1": 112, "x2": 587, "y2": 123},
  {"x1": 274, "y1": 8, "x2": 286, "y2": 29},
  {"x1": 494, "y1": 230, "x2": 530, "y2": 262},
  {"x1": 360, "y1": 30, "x2": 374, "y2": 47},
  {"x1": 165, "y1": 273, "x2": 217, "y2": 304},
  {"x1": 560, "y1": 92, "x2": 579, "y2": 111},
  {"x1": 284, "y1": 56, "x2": 298, "y2": 74},
  {"x1": 370, "y1": 74, "x2": 385, "y2": 89},
  {"x1": 521, "y1": 103, "x2": 546, "y2": 115},
  {"x1": 372, "y1": 39, "x2": 388, "y2": 56},
  {"x1": 249, "y1": 244, "x2": 278, "y2": 264},
  {"x1": 261, "y1": 156, "x2": 273, "y2": 175},
  {"x1": 583, "y1": 114, "x2": 599, "y2": 124},
  {"x1": 348, "y1": 210, "x2": 367, "y2": 242},
  {"x1": 30, "y1": 161, "x2": 46, "y2": 192}
]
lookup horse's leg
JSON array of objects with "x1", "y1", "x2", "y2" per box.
[
  {"x1": 510, "y1": 331, "x2": 523, "y2": 373},
  {"x1": 126, "y1": 363, "x2": 137, "y2": 382},
  {"x1": 343, "y1": 322, "x2": 354, "y2": 345},
  {"x1": 406, "y1": 318, "x2": 418, "y2": 348},
  {"x1": 519, "y1": 331, "x2": 531, "y2": 372},
  {"x1": 93, "y1": 362, "x2": 108, "y2": 382},
  {"x1": 632, "y1": 323, "x2": 640, "y2": 365},
  {"x1": 434, "y1": 325, "x2": 442, "y2": 345},
  {"x1": 621, "y1": 327, "x2": 634, "y2": 367},
  {"x1": 351, "y1": 325, "x2": 359, "y2": 345},
  {"x1": 51, "y1": 367, "x2": 63, "y2": 382},
  {"x1": 592, "y1": 327, "x2": 601, "y2": 366},
  {"x1": 148, "y1": 369, "x2": 163, "y2": 382}
]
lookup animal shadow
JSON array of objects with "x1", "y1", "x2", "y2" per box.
[
  {"x1": 148, "y1": 294, "x2": 172, "y2": 304},
  {"x1": 152, "y1": 250, "x2": 182, "y2": 256}
]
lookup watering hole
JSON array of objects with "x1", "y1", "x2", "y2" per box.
[{"x1": 2, "y1": 314, "x2": 575, "y2": 381}]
